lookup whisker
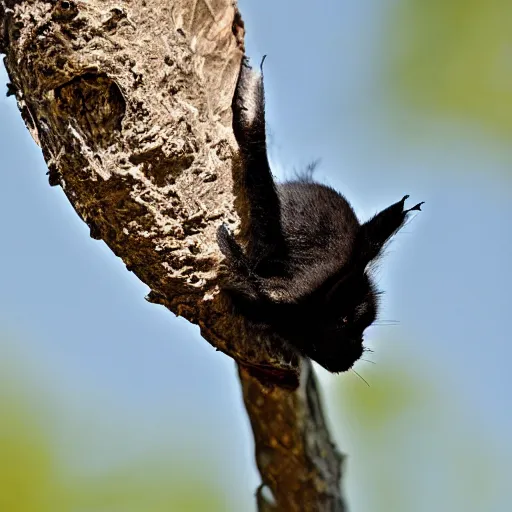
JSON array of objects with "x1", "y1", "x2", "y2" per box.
[
  {"x1": 400, "y1": 214, "x2": 417, "y2": 231},
  {"x1": 373, "y1": 319, "x2": 400, "y2": 326},
  {"x1": 351, "y1": 369, "x2": 370, "y2": 387},
  {"x1": 360, "y1": 358, "x2": 376, "y2": 365}
]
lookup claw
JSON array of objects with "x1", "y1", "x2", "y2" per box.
[
  {"x1": 218, "y1": 223, "x2": 231, "y2": 237},
  {"x1": 217, "y1": 223, "x2": 234, "y2": 256},
  {"x1": 260, "y1": 54, "x2": 267, "y2": 72},
  {"x1": 217, "y1": 223, "x2": 251, "y2": 274}
]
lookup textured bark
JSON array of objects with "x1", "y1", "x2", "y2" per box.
[
  {"x1": 241, "y1": 361, "x2": 345, "y2": 511},
  {"x1": 1, "y1": 1, "x2": 346, "y2": 510}
]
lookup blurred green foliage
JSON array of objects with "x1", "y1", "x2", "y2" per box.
[
  {"x1": 333, "y1": 360, "x2": 505, "y2": 512},
  {"x1": 387, "y1": 0, "x2": 512, "y2": 137},
  {"x1": 2, "y1": 333, "x2": 507, "y2": 512},
  {"x1": 0, "y1": 340, "x2": 227, "y2": 512},
  {"x1": 0, "y1": 386, "x2": 63, "y2": 512}
]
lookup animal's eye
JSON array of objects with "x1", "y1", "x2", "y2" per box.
[{"x1": 333, "y1": 316, "x2": 350, "y2": 331}]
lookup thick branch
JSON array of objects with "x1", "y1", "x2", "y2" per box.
[
  {"x1": 0, "y1": 1, "x2": 346, "y2": 509},
  {"x1": 240, "y1": 360, "x2": 345, "y2": 511}
]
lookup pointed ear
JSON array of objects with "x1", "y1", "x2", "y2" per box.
[{"x1": 357, "y1": 195, "x2": 423, "y2": 265}]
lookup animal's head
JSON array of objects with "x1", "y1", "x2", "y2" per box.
[
  {"x1": 304, "y1": 195, "x2": 424, "y2": 372},
  {"x1": 297, "y1": 272, "x2": 379, "y2": 373},
  {"x1": 268, "y1": 271, "x2": 378, "y2": 372}
]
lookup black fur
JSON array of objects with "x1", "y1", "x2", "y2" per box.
[{"x1": 218, "y1": 58, "x2": 423, "y2": 373}]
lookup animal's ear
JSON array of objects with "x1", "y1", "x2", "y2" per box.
[
  {"x1": 356, "y1": 195, "x2": 423, "y2": 265},
  {"x1": 232, "y1": 57, "x2": 266, "y2": 151}
]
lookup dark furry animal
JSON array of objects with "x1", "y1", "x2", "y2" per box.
[{"x1": 217, "y1": 58, "x2": 423, "y2": 373}]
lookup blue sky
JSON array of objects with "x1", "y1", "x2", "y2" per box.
[{"x1": 1, "y1": 1, "x2": 511, "y2": 510}]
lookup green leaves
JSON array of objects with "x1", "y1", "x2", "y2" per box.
[
  {"x1": 332, "y1": 353, "x2": 506, "y2": 512},
  {"x1": 387, "y1": 0, "x2": 512, "y2": 138},
  {"x1": 0, "y1": 341, "x2": 228, "y2": 512}
]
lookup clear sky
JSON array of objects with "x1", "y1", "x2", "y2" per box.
[{"x1": 1, "y1": 1, "x2": 511, "y2": 511}]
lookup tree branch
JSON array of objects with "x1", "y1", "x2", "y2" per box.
[
  {"x1": 240, "y1": 360, "x2": 345, "y2": 511},
  {"x1": 0, "y1": 0, "x2": 346, "y2": 509}
]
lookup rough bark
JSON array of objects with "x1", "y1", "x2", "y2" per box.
[
  {"x1": 0, "y1": 1, "x2": 346, "y2": 510},
  {"x1": 242, "y1": 361, "x2": 345, "y2": 511}
]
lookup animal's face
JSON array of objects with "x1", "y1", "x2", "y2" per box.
[
  {"x1": 277, "y1": 273, "x2": 378, "y2": 372},
  {"x1": 320, "y1": 271, "x2": 378, "y2": 330},
  {"x1": 317, "y1": 275, "x2": 378, "y2": 371}
]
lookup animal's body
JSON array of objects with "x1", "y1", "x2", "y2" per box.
[{"x1": 217, "y1": 58, "x2": 423, "y2": 372}]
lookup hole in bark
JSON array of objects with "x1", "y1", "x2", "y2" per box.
[
  {"x1": 52, "y1": 0, "x2": 78, "y2": 21},
  {"x1": 54, "y1": 73, "x2": 126, "y2": 149}
]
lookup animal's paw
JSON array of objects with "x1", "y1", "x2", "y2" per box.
[
  {"x1": 217, "y1": 223, "x2": 251, "y2": 276},
  {"x1": 217, "y1": 224, "x2": 236, "y2": 258}
]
